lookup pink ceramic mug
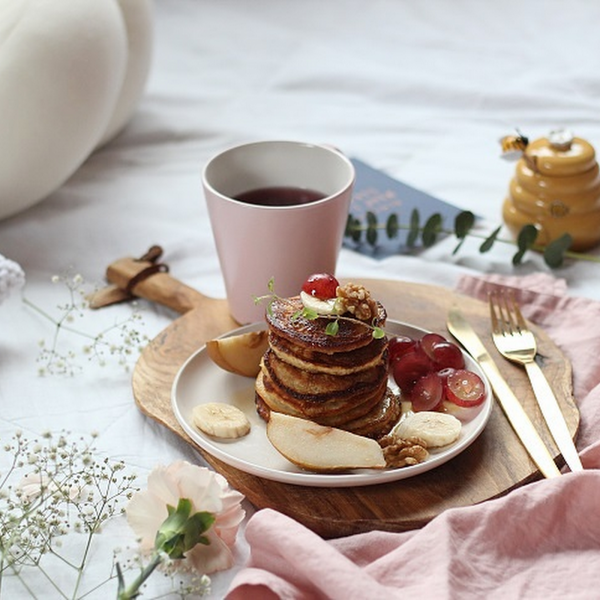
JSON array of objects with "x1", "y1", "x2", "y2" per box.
[{"x1": 203, "y1": 140, "x2": 355, "y2": 324}]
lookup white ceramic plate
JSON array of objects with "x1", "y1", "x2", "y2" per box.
[{"x1": 171, "y1": 320, "x2": 492, "y2": 487}]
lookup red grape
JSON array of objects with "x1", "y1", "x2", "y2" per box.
[
  {"x1": 429, "y1": 341, "x2": 465, "y2": 370},
  {"x1": 391, "y1": 350, "x2": 433, "y2": 391},
  {"x1": 411, "y1": 372, "x2": 444, "y2": 412},
  {"x1": 419, "y1": 333, "x2": 446, "y2": 359},
  {"x1": 301, "y1": 273, "x2": 340, "y2": 299},
  {"x1": 388, "y1": 335, "x2": 417, "y2": 363}
]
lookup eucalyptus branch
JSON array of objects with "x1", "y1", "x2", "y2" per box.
[{"x1": 345, "y1": 209, "x2": 600, "y2": 268}]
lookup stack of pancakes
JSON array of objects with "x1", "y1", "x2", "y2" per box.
[{"x1": 255, "y1": 296, "x2": 400, "y2": 439}]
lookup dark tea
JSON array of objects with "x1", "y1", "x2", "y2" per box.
[{"x1": 234, "y1": 186, "x2": 326, "y2": 207}]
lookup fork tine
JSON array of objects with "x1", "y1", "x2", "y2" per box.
[
  {"x1": 491, "y1": 290, "x2": 512, "y2": 335},
  {"x1": 501, "y1": 291, "x2": 517, "y2": 334},
  {"x1": 508, "y1": 291, "x2": 528, "y2": 332},
  {"x1": 489, "y1": 291, "x2": 504, "y2": 335}
]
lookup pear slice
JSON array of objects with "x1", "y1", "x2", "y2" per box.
[
  {"x1": 206, "y1": 330, "x2": 268, "y2": 377},
  {"x1": 266, "y1": 412, "x2": 386, "y2": 473}
]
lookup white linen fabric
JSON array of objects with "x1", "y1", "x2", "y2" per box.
[{"x1": 1, "y1": 1, "x2": 600, "y2": 597}]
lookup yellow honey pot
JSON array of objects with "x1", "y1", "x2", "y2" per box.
[{"x1": 502, "y1": 129, "x2": 600, "y2": 251}]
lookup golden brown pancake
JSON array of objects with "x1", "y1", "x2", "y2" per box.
[
  {"x1": 255, "y1": 289, "x2": 399, "y2": 439},
  {"x1": 266, "y1": 296, "x2": 386, "y2": 352}
]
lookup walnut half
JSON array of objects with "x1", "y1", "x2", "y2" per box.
[
  {"x1": 378, "y1": 435, "x2": 429, "y2": 469},
  {"x1": 336, "y1": 282, "x2": 378, "y2": 321}
]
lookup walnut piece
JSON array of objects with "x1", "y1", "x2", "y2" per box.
[
  {"x1": 378, "y1": 434, "x2": 429, "y2": 469},
  {"x1": 336, "y1": 283, "x2": 378, "y2": 321}
]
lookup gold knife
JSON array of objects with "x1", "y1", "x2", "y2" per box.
[{"x1": 447, "y1": 306, "x2": 561, "y2": 479}]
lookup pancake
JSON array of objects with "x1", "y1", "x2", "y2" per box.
[
  {"x1": 269, "y1": 331, "x2": 387, "y2": 375},
  {"x1": 266, "y1": 296, "x2": 386, "y2": 353},
  {"x1": 255, "y1": 283, "x2": 400, "y2": 439}
]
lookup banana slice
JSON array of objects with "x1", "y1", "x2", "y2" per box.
[
  {"x1": 192, "y1": 402, "x2": 251, "y2": 439},
  {"x1": 300, "y1": 291, "x2": 339, "y2": 315},
  {"x1": 392, "y1": 411, "x2": 461, "y2": 448}
]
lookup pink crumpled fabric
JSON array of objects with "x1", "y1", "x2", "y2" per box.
[{"x1": 227, "y1": 274, "x2": 600, "y2": 600}]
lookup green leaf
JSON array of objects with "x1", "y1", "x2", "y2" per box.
[
  {"x1": 325, "y1": 320, "x2": 340, "y2": 336},
  {"x1": 366, "y1": 211, "x2": 378, "y2": 246},
  {"x1": 302, "y1": 307, "x2": 319, "y2": 320},
  {"x1": 543, "y1": 233, "x2": 573, "y2": 268},
  {"x1": 454, "y1": 211, "x2": 475, "y2": 239},
  {"x1": 407, "y1": 209, "x2": 420, "y2": 247},
  {"x1": 372, "y1": 326, "x2": 385, "y2": 339},
  {"x1": 453, "y1": 238, "x2": 466, "y2": 255},
  {"x1": 344, "y1": 214, "x2": 354, "y2": 237},
  {"x1": 452, "y1": 211, "x2": 475, "y2": 255},
  {"x1": 344, "y1": 214, "x2": 362, "y2": 243},
  {"x1": 155, "y1": 499, "x2": 216, "y2": 559},
  {"x1": 352, "y1": 216, "x2": 362, "y2": 243},
  {"x1": 422, "y1": 213, "x2": 442, "y2": 247},
  {"x1": 267, "y1": 277, "x2": 275, "y2": 292},
  {"x1": 386, "y1": 214, "x2": 399, "y2": 239},
  {"x1": 512, "y1": 224, "x2": 538, "y2": 265},
  {"x1": 480, "y1": 225, "x2": 502, "y2": 253}
]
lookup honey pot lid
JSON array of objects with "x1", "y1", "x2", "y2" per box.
[{"x1": 524, "y1": 129, "x2": 597, "y2": 176}]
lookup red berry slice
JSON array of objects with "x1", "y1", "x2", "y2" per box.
[
  {"x1": 411, "y1": 372, "x2": 444, "y2": 412},
  {"x1": 445, "y1": 369, "x2": 486, "y2": 407},
  {"x1": 301, "y1": 273, "x2": 340, "y2": 299},
  {"x1": 436, "y1": 367, "x2": 456, "y2": 384}
]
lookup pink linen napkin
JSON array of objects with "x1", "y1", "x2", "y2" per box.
[{"x1": 227, "y1": 274, "x2": 600, "y2": 599}]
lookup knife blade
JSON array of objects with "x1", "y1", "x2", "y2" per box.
[{"x1": 447, "y1": 306, "x2": 561, "y2": 479}]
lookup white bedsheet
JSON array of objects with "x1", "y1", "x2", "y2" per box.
[{"x1": 1, "y1": 1, "x2": 599, "y2": 597}]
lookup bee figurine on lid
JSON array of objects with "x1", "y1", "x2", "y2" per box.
[{"x1": 501, "y1": 129, "x2": 600, "y2": 251}]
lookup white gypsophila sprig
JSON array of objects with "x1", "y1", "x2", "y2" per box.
[
  {"x1": 0, "y1": 430, "x2": 139, "y2": 598},
  {"x1": 21, "y1": 271, "x2": 150, "y2": 376},
  {"x1": 0, "y1": 254, "x2": 25, "y2": 305}
]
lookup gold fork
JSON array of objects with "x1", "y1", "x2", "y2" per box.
[{"x1": 489, "y1": 290, "x2": 583, "y2": 473}]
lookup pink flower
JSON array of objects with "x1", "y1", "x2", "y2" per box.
[{"x1": 125, "y1": 461, "x2": 245, "y2": 574}]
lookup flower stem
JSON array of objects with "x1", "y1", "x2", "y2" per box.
[{"x1": 117, "y1": 552, "x2": 163, "y2": 600}]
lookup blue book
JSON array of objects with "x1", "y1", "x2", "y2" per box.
[{"x1": 345, "y1": 159, "x2": 468, "y2": 259}]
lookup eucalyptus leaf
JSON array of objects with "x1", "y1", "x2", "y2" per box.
[
  {"x1": 480, "y1": 225, "x2": 502, "y2": 253},
  {"x1": 345, "y1": 215, "x2": 362, "y2": 243},
  {"x1": 454, "y1": 211, "x2": 475, "y2": 239},
  {"x1": 517, "y1": 224, "x2": 538, "y2": 249},
  {"x1": 366, "y1": 211, "x2": 378, "y2": 246},
  {"x1": 344, "y1": 215, "x2": 353, "y2": 237},
  {"x1": 386, "y1": 214, "x2": 399, "y2": 239},
  {"x1": 543, "y1": 233, "x2": 573, "y2": 268},
  {"x1": 452, "y1": 238, "x2": 466, "y2": 255},
  {"x1": 513, "y1": 224, "x2": 538, "y2": 265},
  {"x1": 407, "y1": 209, "x2": 420, "y2": 247},
  {"x1": 422, "y1": 213, "x2": 442, "y2": 248}
]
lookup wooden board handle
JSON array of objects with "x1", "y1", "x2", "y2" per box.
[{"x1": 107, "y1": 257, "x2": 204, "y2": 315}]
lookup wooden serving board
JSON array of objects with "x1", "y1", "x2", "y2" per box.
[{"x1": 108, "y1": 258, "x2": 578, "y2": 538}]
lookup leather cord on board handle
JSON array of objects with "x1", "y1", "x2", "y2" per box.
[
  {"x1": 88, "y1": 245, "x2": 170, "y2": 309},
  {"x1": 125, "y1": 246, "x2": 170, "y2": 295}
]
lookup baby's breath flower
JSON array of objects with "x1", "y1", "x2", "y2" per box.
[{"x1": 23, "y1": 270, "x2": 149, "y2": 376}]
